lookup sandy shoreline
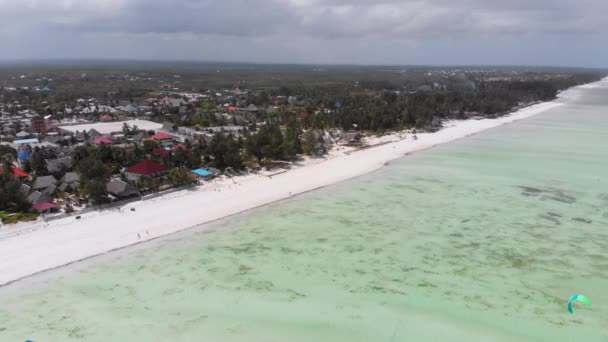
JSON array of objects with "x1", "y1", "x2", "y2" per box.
[{"x1": 0, "y1": 78, "x2": 605, "y2": 286}]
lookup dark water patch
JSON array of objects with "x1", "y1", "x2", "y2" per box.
[
  {"x1": 414, "y1": 177, "x2": 444, "y2": 184},
  {"x1": 417, "y1": 281, "x2": 438, "y2": 288},
  {"x1": 540, "y1": 195, "x2": 576, "y2": 204},
  {"x1": 402, "y1": 185, "x2": 426, "y2": 193},
  {"x1": 539, "y1": 214, "x2": 561, "y2": 225},
  {"x1": 572, "y1": 217, "x2": 592, "y2": 224},
  {"x1": 518, "y1": 186, "x2": 577, "y2": 204},
  {"x1": 547, "y1": 212, "x2": 562, "y2": 218},
  {"x1": 519, "y1": 186, "x2": 544, "y2": 194}
]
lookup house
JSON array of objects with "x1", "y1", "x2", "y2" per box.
[
  {"x1": 0, "y1": 166, "x2": 29, "y2": 178},
  {"x1": 32, "y1": 202, "x2": 60, "y2": 214},
  {"x1": 106, "y1": 179, "x2": 140, "y2": 199},
  {"x1": 16, "y1": 131, "x2": 30, "y2": 139},
  {"x1": 149, "y1": 132, "x2": 174, "y2": 141},
  {"x1": 59, "y1": 172, "x2": 81, "y2": 192},
  {"x1": 32, "y1": 116, "x2": 46, "y2": 133},
  {"x1": 100, "y1": 114, "x2": 113, "y2": 122},
  {"x1": 26, "y1": 191, "x2": 51, "y2": 205},
  {"x1": 88, "y1": 129, "x2": 102, "y2": 140},
  {"x1": 172, "y1": 143, "x2": 190, "y2": 153},
  {"x1": 94, "y1": 136, "x2": 113, "y2": 145},
  {"x1": 153, "y1": 148, "x2": 169, "y2": 158},
  {"x1": 32, "y1": 175, "x2": 58, "y2": 190},
  {"x1": 124, "y1": 159, "x2": 169, "y2": 183},
  {"x1": 46, "y1": 156, "x2": 73, "y2": 173},
  {"x1": 341, "y1": 132, "x2": 363, "y2": 146},
  {"x1": 148, "y1": 132, "x2": 175, "y2": 147},
  {"x1": 11, "y1": 138, "x2": 39, "y2": 147}
]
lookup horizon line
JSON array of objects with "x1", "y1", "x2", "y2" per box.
[{"x1": 0, "y1": 58, "x2": 606, "y2": 71}]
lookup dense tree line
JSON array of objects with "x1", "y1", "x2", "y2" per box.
[
  {"x1": 260, "y1": 75, "x2": 601, "y2": 131},
  {"x1": 0, "y1": 147, "x2": 30, "y2": 213}
]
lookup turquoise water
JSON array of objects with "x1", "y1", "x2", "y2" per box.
[{"x1": 1, "y1": 83, "x2": 608, "y2": 341}]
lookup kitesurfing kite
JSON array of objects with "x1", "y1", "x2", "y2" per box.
[{"x1": 568, "y1": 294, "x2": 591, "y2": 314}]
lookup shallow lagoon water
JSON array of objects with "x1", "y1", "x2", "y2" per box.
[{"x1": 1, "y1": 83, "x2": 608, "y2": 341}]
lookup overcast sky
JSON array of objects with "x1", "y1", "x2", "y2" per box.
[{"x1": 0, "y1": 0, "x2": 606, "y2": 67}]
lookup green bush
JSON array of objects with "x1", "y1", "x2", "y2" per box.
[{"x1": 0, "y1": 212, "x2": 40, "y2": 225}]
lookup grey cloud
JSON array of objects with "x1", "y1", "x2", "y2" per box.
[{"x1": 0, "y1": 0, "x2": 606, "y2": 66}]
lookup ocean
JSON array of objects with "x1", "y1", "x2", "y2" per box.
[{"x1": 1, "y1": 81, "x2": 607, "y2": 341}]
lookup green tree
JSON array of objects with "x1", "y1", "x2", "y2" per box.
[
  {"x1": 302, "y1": 130, "x2": 320, "y2": 155},
  {"x1": 168, "y1": 167, "x2": 195, "y2": 187}
]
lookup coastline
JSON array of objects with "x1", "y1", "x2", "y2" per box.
[{"x1": 0, "y1": 78, "x2": 605, "y2": 287}]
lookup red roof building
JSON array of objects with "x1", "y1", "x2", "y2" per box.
[
  {"x1": 99, "y1": 114, "x2": 113, "y2": 122},
  {"x1": 94, "y1": 136, "x2": 113, "y2": 145},
  {"x1": 0, "y1": 166, "x2": 30, "y2": 178},
  {"x1": 126, "y1": 159, "x2": 169, "y2": 176},
  {"x1": 153, "y1": 148, "x2": 169, "y2": 158},
  {"x1": 298, "y1": 112, "x2": 310, "y2": 119},
  {"x1": 228, "y1": 106, "x2": 239, "y2": 112},
  {"x1": 32, "y1": 202, "x2": 60, "y2": 213},
  {"x1": 171, "y1": 143, "x2": 190, "y2": 153},
  {"x1": 149, "y1": 132, "x2": 174, "y2": 141}
]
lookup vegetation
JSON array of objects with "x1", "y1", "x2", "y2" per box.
[
  {"x1": 0, "y1": 153, "x2": 31, "y2": 213},
  {"x1": 0, "y1": 212, "x2": 39, "y2": 224},
  {"x1": 0, "y1": 63, "x2": 605, "y2": 217}
]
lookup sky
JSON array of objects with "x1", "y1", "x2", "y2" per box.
[{"x1": 0, "y1": 0, "x2": 606, "y2": 67}]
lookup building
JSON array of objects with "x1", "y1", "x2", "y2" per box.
[
  {"x1": 0, "y1": 166, "x2": 29, "y2": 178},
  {"x1": 31, "y1": 116, "x2": 46, "y2": 133},
  {"x1": 58, "y1": 119, "x2": 163, "y2": 136},
  {"x1": 32, "y1": 202, "x2": 60, "y2": 214},
  {"x1": 106, "y1": 179, "x2": 140, "y2": 199},
  {"x1": 124, "y1": 159, "x2": 169, "y2": 183},
  {"x1": 46, "y1": 156, "x2": 73, "y2": 173}
]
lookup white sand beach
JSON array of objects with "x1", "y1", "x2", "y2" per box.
[{"x1": 0, "y1": 78, "x2": 605, "y2": 286}]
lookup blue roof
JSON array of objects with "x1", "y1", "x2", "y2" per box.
[
  {"x1": 12, "y1": 138, "x2": 39, "y2": 145},
  {"x1": 18, "y1": 150, "x2": 31, "y2": 160},
  {"x1": 191, "y1": 168, "x2": 213, "y2": 177}
]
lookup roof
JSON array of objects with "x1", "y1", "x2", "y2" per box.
[
  {"x1": 153, "y1": 148, "x2": 169, "y2": 157},
  {"x1": 191, "y1": 168, "x2": 213, "y2": 177},
  {"x1": 126, "y1": 159, "x2": 169, "y2": 175},
  {"x1": 149, "y1": 132, "x2": 174, "y2": 140},
  {"x1": 106, "y1": 179, "x2": 139, "y2": 197},
  {"x1": 172, "y1": 143, "x2": 189, "y2": 152},
  {"x1": 0, "y1": 166, "x2": 29, "y2": 178},
  {"x1": 32, "y1": 175, "x2": 58, "y2": 190},
  {"x1": 94, "y1": 136, "x2": 112, "y2": 145},
  {"x1": 58, "y1": 120, "x2": 163, "y2": 135},
  {"x1": 46, "y1": 156, "x2": 73, "y2": 173},
  {"x1": 62, "y1": 172, "x2": 80, "y2": 183},
  {"x1": 32, "y1": 202, "x2": 60, "y2": 212},
  {"x1": 228, "y1": 106, "x2": 238, "y2": 111},
  {"x1": 12, "y1": 138, "x2": 39, "y2": 145},
  {"x1": 26, "y1": 191, "x2": 50, "y2": 204}
]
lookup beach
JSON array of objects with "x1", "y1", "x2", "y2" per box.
[{"x1": 0, "y1": 78, "x2": 605, "y2": 287}]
